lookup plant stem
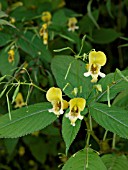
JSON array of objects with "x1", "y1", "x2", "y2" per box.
[{"x1": 112, "y1": 133, "x2": 116, "y2": 149}]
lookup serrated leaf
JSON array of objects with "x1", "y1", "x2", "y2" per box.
[
  {"x1": 51, "y1": 55, "x2": 92, "y2": 99},
  {"x1": 62, "y1": 148, "x2": 107, "y2": 170},
  {"x1": 62, "y1": 114, "x2": 81, "y2": 155},
  {"x1": 97, "y1": 70, "x2": 128, "y2": 102},
  {"x1": 0, "y1": 102, "x2": 57, "y2": 138},
  {"x1": 113, "y1": 90, "x2": 128, "y2": 109},
  {"x1": 17, "y1": 31, "x2": 51, "y2": 63},
  {"x1": 90, "y1": 103, "x2": 128, "y2": 139},
  {"x1": 101, "y1": 154, "x2": 128, "y2": 170}
]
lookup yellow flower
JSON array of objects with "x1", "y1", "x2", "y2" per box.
[
  {"x1": 84, "y1": 50, "x2": 107, "y2": 83},
  {"x1": 18, "y1": 146, "x2": 25, "y2": 156},
  {"x1": 39, "y1": 23, "x2": 48, "y2": 45},
  {"x1": 41, "y1": 11, "x2": 52, "y2": 23},
  {"x1": 14, "y1": 92, "x2": 26, "y2": 108},
  {"x1": 41, "y1": 11, "x2": 52, "y2": 24},
  {"x1": 65, "y1": 98, "x2": 86, "y2": 126},
  {"x1": 46, "y1": 87, "x2": 68, "y2": 117},
  {"x1": 68, "y1": 17, "x2": 79, "y2": 32},
  {"x1": 8, "y1": 49, "x2": 15, "y2": 63},
  {"x1": 10, "y1": 17, "x2": 16, "y2": 24}
]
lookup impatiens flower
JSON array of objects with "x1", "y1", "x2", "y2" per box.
[
  {"x1": 8, "y1": 49, "x2": 15, "y2": 63},
  {"x1": 84, "y1": 50, "x2": 107, "y2": 83},
  {"x1": 14, "y1": 92, "x2": 26, "y2": 108},
  {"x1": 46, "y1": 87, "x2": 68, "y2": 117},
  {"x1": 65, "y1": 98, "x2": 86, "y2": 126},
  {"x1": 39, "y1": 23, "x2": 48, "y2": 45},
  {"x1": 68, "y1": 17, "x2": 79, "y2": 32},
  {"x1": 41, "y1": 11, "x2": 52, "y2": 24}
]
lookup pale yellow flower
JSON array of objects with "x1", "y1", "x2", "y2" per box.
[
  {"x1": 8, "y1": 49, "x2": 15, "y2": 63},
  {"x1": 46, "y1": 87, "x2": 68, "y2": 117},
  {"x1": 18, "y1": 146, "x2": 25, "y2": 156},
  {"x1": 14, "y1": 92, "x2": 26, "y2": 108},
  {"x1": 84, "y1": 50, "x2": 107, "y2": 83},
  {"x1": 65, "y1": 98, "x2": 86, "y2": 126},
  {"x1": 39, "y1": 23, "x2": 48, "y2": 45},
  {"x1": 41, "y1": 11, "x2": 52, "y2": 23},
  {"x1": 68, "y1": 17, "x2": 79, "y2": 32}
]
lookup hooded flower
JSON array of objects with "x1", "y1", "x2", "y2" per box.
[
  {"x1": 14, "y1": 92, "x2": 26, "y2": 108},
  {"x1": 68, "y1": 17, "x2": 79, "y2": 32},
  {"x1": 41, "y1": 11, "x2": 52, "y2": 24},
  {"x1": 84, "y1": 50, "x2": 107, "y2": 83},
  {"x1": 8, "y1": 49, "x2": 15, "y2": 63},
  {"x1": 39, "y1": 23, "x2": 48, "y2": 45},
  {"x1": 65, "y1": 98, "x2": 86, "y2": 126},
  {"x1": 46, "y1": 87, "x2": 68, "y2": 117}
]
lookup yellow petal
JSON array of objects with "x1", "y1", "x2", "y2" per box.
[
  {"x1": 69, "y1": 98, "x2": 86, "y2": 111},
  {"x1": 15, "y1": 92, "x2": 24, "y2": 102},
  {"x1": 89, "y1": 51, "x2": 106, "y2": 66},
  {"x1": 41, "y1": 11, "x2": 52, "y2": 22},
  {"x1": 46, "y1": 87, "x2": 62, "y2": 102},
  {"x1": 62, "y1": 100, "x2": 69, "y2": 110}
]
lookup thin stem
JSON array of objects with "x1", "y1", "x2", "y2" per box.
[
  {"x1": 112, "y1": 133, "x2": 116, "y2": 149},
  {"x1": 103, "y1": 130, "x2": 108, "y2": 141}
]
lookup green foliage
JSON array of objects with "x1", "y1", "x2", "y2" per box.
[
  {"x1": 0, "y1": 0, "x2": 128, "y2": 169},
  {"x1": 0, "y1": 102, "x2": 57, "y2": 138},
  {"x1": 62, "y1": 112, "x2": 81, "y2": 155},
  {"x1": 90, "y1": 103, "x2": 128, "y2": 139},
  {"x1": 51, "y1": 55, "x2": 92, "y2": 99},
  {"x1": 62, "y1": 148, "x2": 107, "y2": 170},
  {"x1": 101, "y1": 154, "x2": 128, "y2": 170}
]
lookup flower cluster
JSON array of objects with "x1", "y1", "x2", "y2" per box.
[
  {"x1": 46, "y1": 50, "x2": 107, "y2": 126},
  {"x1": 46, "y1": 87, "x2": 85, "y2": 126},
  {"x1": 39, "y1": 11, "x2": 52, "y2": 45}
]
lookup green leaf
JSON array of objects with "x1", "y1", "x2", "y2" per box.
[
  {"x1": 52, "y1": 9, "x2": 68, "y2": 26},
  {"x1": 92, "y1": 28, "x2": 121, "y2": 44},
  {"x1": 62, "y1": 113, "x2": 81, "y2": 155},
  {"x1": 113, "y1": 90, "x2": 128, "y2": 109},
  {"x1": 0, "y1": 32, "x2": 11, "y2": 47},
  {"x1": 90, "y1": 103, "x2": 128, "y2": 139},
  {"x1": 0, "y1": 102, "x2": 57, "y2": 138},
  {"x1": 0, "y1": 19, "x2": 16, "y2": 28},
  {"x1": 79, "y1": 10, "x2": 99, "y2": 34},
  {"x1": 62, "y1": 148, "x2": 107, "y2": 170},
  {"x1": 23, "y1": 135, "x2": 47, "y2": 163},
  {"x1": 51, "y1": 55, "x2": 92, "y2": 99},
  {"x1": 17, "y1": 31, "x2": 51, "y2": 63},
  {"x1": 0, "y1": 11, "x2": 8, "y2": 18},
  {"x1": 97, "y1": 70, "x2": 128, "y2": 102},
  {"x1": 4, "y1": 138, "x2": 19, "y2": 155},
  {"x1": 101, "y1": 154, "x2": 128, "y2": 170},
  {"x1": 0, "y1": 48, "x2": 19, "y2": 76}
]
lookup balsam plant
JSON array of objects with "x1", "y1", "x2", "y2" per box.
[{"x1": 0, "y1": 0, "x2": 128, "y2": 169}]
